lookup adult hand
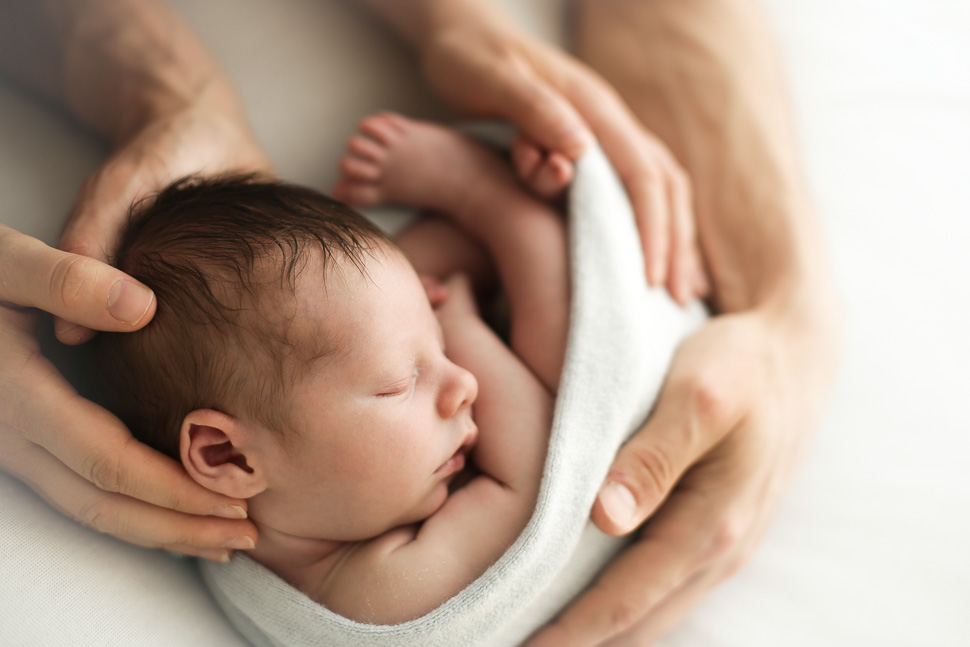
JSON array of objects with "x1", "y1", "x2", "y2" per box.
[
  {"x1": 15, "y1": 103, "x2": 268, "y2": 557},
  {"x1": 414, "y1": 8, "x2": 708, "y2": 305},
  {"x1": 0, "y1": 225, "x2": 258, "y2": 561},
  {"x1": 526, "y1": 304, "x2": 839, "y2": 646},
  {"x1": 56, "y1": 98, "x2": 273, "y2": 344},
  {"x1": 0, "y1": 0, "x2": 270, "y2": 560}
]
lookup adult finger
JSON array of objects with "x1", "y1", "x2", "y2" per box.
[
  {"x1": 24, "y1": 387, "x2": 245, "y2": 519},
  {"x1": 58, "y1": 161, "x2": 142, "y2": 264},
  {"x1": 525, "y1": 482, "x2": 746, "y2": 647},
  {"x1": 606, "y1": 503, "x2": 772, "y2": 647},
  {"x1": 560, "y1": 70, "x2": 679, "y2": 285},
  {"x1": 592, "y1": 357, "x2": 746, "y2": 536},
  {"x1": 602, "y1": 558, "x2": 724, "y2": 647},
  {"x1": 0, "y1": 224, "x2": 156, "y2": 337},
  {"x1": 9, "y1": 438, "x2": 256, "y2": 555},
  {"x1": 626, "y1": 171, "x2": 670, "y2": 287},
  {"x1": 664, "y1": 164, "x2": 700, "y2": 304},
  {"x1": 424, "y1": 38, "x2": 593, "y2": 159},
  {"x1": 493, "y1": 63, "x2": 594, "y2": 160}
]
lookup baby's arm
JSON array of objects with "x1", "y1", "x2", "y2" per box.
[
  {"x1": 452, "y1": 171, "x2": 570, "y2": 393},
  {"x1": 334, "y1": 113, "x2": 569, "y2": 392},
  {"x1": 319, "y1": 277, "x2": 551, "y2": 624}
]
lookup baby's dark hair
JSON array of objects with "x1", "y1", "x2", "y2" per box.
[{"x1": 97, "y1": 175, "x2": 393, "y2": 459}]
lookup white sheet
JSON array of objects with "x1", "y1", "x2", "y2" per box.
[{"x1": 1, "y1": 1, "x2": 968, "y2": 645}]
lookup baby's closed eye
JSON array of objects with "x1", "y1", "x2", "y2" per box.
[{"x1": 377, "y1": 371, "x2": 418, "y2": 397}]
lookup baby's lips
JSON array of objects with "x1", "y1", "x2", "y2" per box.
[{"x1": 461, "y1": 425, "x2": 479, "y2": 453}]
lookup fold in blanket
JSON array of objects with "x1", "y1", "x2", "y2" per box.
[{"x1": 200, "y1": 144, "x2": 706, "y2": 647}]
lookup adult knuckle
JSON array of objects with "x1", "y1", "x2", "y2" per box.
[
  {"x1": 604, "y1": 595, "x2": 642, "y2": 633},
  {"x1": 688, "y1": 373, "x2": 730, "y2": 429},
  {"x1": 628, "y1": 443, "x2": 675, "y2": 499},
  {"x1": 77, "y1": 498, "x2": 116, "y2": 535},
  {"x1": 169, "y1": 526, "x2": 199, "y2": 549},
  {"x1": 585, "y1": 580, "x2": 642, "y2": 634},
  {"x1": 708, "y1": 515, "x2": 746, "y2": 564},
  {"x1": 84, "y1": 450, "x2": 123, "y2": 493},
  {"x1": 49, "y1": 255, "x2": 97, "y2": 312}
]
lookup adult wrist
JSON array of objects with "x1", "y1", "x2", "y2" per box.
[
  {"x1": 362, "y1": 0, "x2": 515, "y2": 56},
  {"x1": 58, "y1": 0, "x2": 237, "y2": 146}
]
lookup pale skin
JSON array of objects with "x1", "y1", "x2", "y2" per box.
[
  {"x1": 0, "y1": 0, "x2": 698, "y2": 565},
  {"x1": 0, "y1": 0, "x2": 268, "y2": 561},
  {"x1": 524, "y1": 1, "x2": 841, "y2": 645},
  {"x1": 0, "y1": 0, "x2": 839, "y2": 641},
  {"x1": 179, "y1": 115, "x2": 568, "y2": 623}
]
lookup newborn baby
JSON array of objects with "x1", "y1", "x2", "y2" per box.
[{"x1": 99, "y1": 113, "x2": 575, "y2": 624}]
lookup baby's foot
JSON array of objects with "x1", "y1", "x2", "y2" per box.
[
  {"x1": 510, "y1": 136, "x2": 573, "y2": 199},
  {"x1": 332, "y1": 112, "x2": 507, "y2": 215}
]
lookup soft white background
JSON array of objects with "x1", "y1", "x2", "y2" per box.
[{"x1": 1, "y1": 1, "x2": 967, "y2": 645}]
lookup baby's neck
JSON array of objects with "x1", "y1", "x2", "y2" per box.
[{"x1": 248, "y1": 524, "x2": 350, "y2": 592}]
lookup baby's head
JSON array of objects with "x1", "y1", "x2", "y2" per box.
[{"x1": 99, "y1": 176, "x2": 478, "y2": 543}]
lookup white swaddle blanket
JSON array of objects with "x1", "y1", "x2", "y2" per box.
[{"x1": 201, "y1": 145, "x2": 706, "y2": 647}]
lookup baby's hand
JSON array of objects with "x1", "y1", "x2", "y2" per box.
[
  {"x1": 433, "y1": 274, "x2": 479, "y2": 322},
  {"x1": 419, "y1": 274, "x2": 448, "y2": 307}
]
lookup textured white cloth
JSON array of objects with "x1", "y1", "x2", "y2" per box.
[
  {"x1": 200, "y1": 145, "x2": 705, "y2": 647},
  {"x1": 3, "y1": 1, "x2": 969, "y2": 645}
]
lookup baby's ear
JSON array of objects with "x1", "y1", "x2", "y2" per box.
[{"x1": 181, "y1": 409, "x2": 267, "y2": 499}]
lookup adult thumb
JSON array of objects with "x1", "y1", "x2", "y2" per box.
[
  {"x1": 0, "y1": 225, "x2": 156, "y2": 339},
  {"x1": 591, "y1": 373, "x2": 740, "y2": 536}
]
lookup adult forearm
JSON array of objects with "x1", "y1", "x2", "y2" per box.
[
  {"x1": 0, "y1": 0, "x2": 239, "y2": 145},
  {"x1": 575, "y1": 0, "x2": 833, "y2": 319},
  {"x1": 355, "y1": 0, "x2": 514, "y2": 51}
]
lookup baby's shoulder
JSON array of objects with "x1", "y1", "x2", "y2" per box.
[{"x1": 310, "y1": 525, "x2": 424, "y2": 623}]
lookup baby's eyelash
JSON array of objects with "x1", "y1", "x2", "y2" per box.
[{"x1": 378, "y1": 369, "x2": 418, "y2": 397}]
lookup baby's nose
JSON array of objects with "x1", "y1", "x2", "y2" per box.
[{"x1": 439, "y1": 363, "x2": 478, "y2": 418}]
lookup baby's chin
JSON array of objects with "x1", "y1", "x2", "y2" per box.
[
  {"x1": 395, "y1": 481, "x2": 452, "y2": 529},
  {"x1": 336, "y1": 479, "x2": 459, "y2": 539}
]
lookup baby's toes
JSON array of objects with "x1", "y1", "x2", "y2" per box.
[
  {"x1": 338, "y1": 156, "x2": 382, "y2": 182},
  {"x1": 347, "y1": 135, "x2": 387, "y2": 163},
  {"x1": 331, "y1": 179, "x2": 381, "y2": 207},
  {"x1": 359, "y1": 113, "x2": 402, "y2": 144},
  {"x1": 375, "y1": 111, "x2": 410, "y2": 133}
]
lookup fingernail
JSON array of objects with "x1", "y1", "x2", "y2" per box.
[
  {"x1": 209, "y1": 504, "x2": 248, "y2": 520},
  {"x1": 199, "y1": 549, "x2": 230, "y2": 563},
  {"x1": 222, "y1": 536, "x2": 256, "y2": 550},
  {"x1": 598, "y1": 481, "x2": 638, "y2": 532},
  {"x1": 107, "y1": 279, "x2": 155, "y2": 325}
]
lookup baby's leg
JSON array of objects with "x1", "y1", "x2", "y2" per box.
[
  {"x1": 333, "y1": 113, "x2": 570, "y2": 392},
  {"x1": 333, "y1": 113, "x2": 570, "y2": 222}
]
